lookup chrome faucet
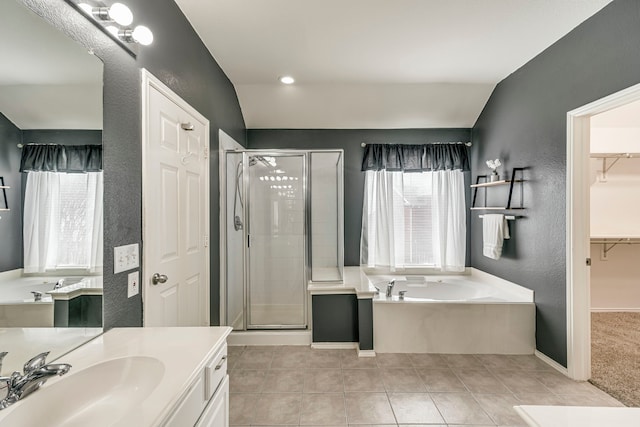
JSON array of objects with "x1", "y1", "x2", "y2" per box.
[
  {"x1": 0, "y1": 351, "x2": 71, "y2": 410},
  {"x1": 53, "y1": 278, "x2": 65, "y2": 290},
  {"x1": 386, "y1": 279, "x2": 396, "y2": 298}
]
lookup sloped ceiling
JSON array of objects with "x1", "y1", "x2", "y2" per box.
[{"x1": 175, "y1": 0, "x2": 612, "y2": 129}]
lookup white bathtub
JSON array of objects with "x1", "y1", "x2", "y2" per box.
[
  {"x1": 369, "y1": 270, "x2": 536, "y2": 354},
  {"x1": 0, "y1": 276, "x2": 86, "y2": 327}
]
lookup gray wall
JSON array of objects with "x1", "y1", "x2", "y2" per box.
[
  {"x1": 248, "y1": 129, "x2": 472, "y2": 266},
  {"x1": 22, "y1": 129, "x2": 102, "y2": 146},
  {"x1": 21, "y1": 0, "x2": 245, "y2": 328},
  {"x1": 0, "y1": 113, "x2": 23, "y2": 272},
  {"x1": 471, "y1": 0, "x2": 640, "y2": 367}
]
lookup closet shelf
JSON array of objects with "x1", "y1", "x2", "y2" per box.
[
  {"x1": 590, "y1": 237, "x2": 640, "y2": 259},
  {"x1": 470, "y1": 207, "x2": 525, "y2": 210}
]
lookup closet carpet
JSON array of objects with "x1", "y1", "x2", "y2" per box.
[{"x1": 590, "y1": 312, "x2": 640, "y2": 407}]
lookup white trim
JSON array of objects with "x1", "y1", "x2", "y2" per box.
[
  {"x1": 311, "y1": 342, "x2": 357, "y2": 350},
  {"x1": 218, "y1": 130, "x2": 245, "y2": 327},
  {"x1": 566, "y1": 81, "x2": 640, "y2": 381},
  {"x1": 141, "y1": 68, "x2": 211, "y2": 327},
  {"x1": 535, "y1": 350, "x2": 568, "y2": 376},
  {"x1": 227, "y1": 330, "x2": 312, "y2": 346},
  {"x1": 357, "y1": 347, "x2": 376, "y2": 357},
  {"x1": 591, "y1": 308, "x2": 640, "y2": 313}
]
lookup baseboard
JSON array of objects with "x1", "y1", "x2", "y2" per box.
[
  {"x1": 591, "y1": 308, "x2": 640, "y2": 313},
  {"x1": 357, "y1": 346, "x2": 376, "y2": 357},
  {"x1": 311, "y1": 342, "x2": 357, "y2": 350},
  {"x1": 535, "y1": 350, "x2": 568, "y2": 376},
  {"x1": 227, "y1": 330, "x2": 311, "y2": 346}
]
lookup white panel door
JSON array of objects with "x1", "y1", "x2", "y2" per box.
[{"x1": 143, "y1": 72, "x2": 209, "y2": 327}]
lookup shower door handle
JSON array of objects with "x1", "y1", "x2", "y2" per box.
[{"x1": 152, "y1": 273, "x2": 168, "y2": 285}]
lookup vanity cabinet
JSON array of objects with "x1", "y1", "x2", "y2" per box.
[{"x1": 164, "y1": 343, "x2": 229, "y2": 427}]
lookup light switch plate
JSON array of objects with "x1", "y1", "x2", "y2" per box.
[
  {"x1": 128, "y1": 271, "x2": 139, "y2": 298},
  {"x1": 114, "y1": 243, "x2": 139, "y2": 274}
]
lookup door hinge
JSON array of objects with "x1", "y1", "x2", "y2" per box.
[
  {"x1": 204, "y1": 235, "x2": 209, "y2": 248},
  {"x1": 586, "y1": 257, "x2": 591, "y2": 266},
  {"x1": 203, "y1": 147, "x2": 209, "y2": 160},
  {"x1": 247, "y1": 234, "x2": 251, "y2": 248}
]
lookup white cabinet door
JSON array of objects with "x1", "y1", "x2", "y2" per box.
[{"x1": 196, "y1": 376, "x2": 229, "y2": 427}]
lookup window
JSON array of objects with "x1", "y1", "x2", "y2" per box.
[
  {"x1": 23, "y1": 171, "x2": 103, "y2": 273},
  {"x1": 394, "y1": 172, "x2": 434, "y2": 266}
]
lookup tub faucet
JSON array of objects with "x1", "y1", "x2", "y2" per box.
[
  {"x1": 386, "y1": 279, "x2": 396, "y2": 298},
  {"x1": 53, "y1": 278, "x2": 65, "y2": 290},
  {"x1": 0, "y1": 351, "x2": 71, "y2": 410}
]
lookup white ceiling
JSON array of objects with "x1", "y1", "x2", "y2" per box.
[
  {"x1": 175, "y1": 0, "x2": 612, "y2": 129},
  {"x1": 0, "y1": 1, "x2": 103, "y2": 130}
]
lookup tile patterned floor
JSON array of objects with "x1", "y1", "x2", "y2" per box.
[{"x1": 228, "y1": 346, "x2": 623, "y2": 426}]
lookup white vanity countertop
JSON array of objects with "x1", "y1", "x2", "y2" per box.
[
  {"x1": 307, "y1": 267, "x2": 378, "y2": 298},
  {"x1": 514, "y1": 405, "x2": 640, "y2": 427},
  {"x1": 0, "y1": 326, "x2": 232, "y2": 427}
]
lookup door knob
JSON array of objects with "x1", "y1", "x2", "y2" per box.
[{"x1": 152, "y1": 273, "x2": 168, "y2": 285}]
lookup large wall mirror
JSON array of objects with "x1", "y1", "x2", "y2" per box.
[{"x1": 0, "y1": 0, "x2": 104, "y2": 374}]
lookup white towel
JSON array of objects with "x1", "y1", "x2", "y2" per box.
[{"x1": 482, "y1": 214, "x2": 510, "y2": 260}]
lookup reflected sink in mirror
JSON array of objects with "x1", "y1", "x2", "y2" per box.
[{"x1": 1, "y1": 356, "x2": 164, "y2": 427}]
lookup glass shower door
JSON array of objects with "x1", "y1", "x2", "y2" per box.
[{"x1": 247, "y1": 153, "x2": 307, "y2": 328}]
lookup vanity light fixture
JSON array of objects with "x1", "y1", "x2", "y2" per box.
[
  {"x1": 70, "y1": 1, "x2": 154, "y2": 53},
  {"x1": 279, "y1": 76, "x2": 295, "y2": 84}
]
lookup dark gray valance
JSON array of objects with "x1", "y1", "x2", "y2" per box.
[
  {"x1": 361, "y1": 143, "x2": 470, "y2": 172},
  {"x1": 20, "y1": 144, "x2": 102, "y2": 173}
]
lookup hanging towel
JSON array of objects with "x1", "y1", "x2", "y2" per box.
[{"x1": 482, "y1": 214, "x2": 510, "y2": 260}]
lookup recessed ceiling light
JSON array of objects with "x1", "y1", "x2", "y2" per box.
[{"x1": 279, "y1": 76, "x2": 295, "y2": 84}]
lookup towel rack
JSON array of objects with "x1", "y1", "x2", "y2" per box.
[
  {"x1": 0, "y1": 176, "x2": 9, "y2": 213},
  {"x1": 479, "y1": 215, "x2": 517, "y2": 220}
]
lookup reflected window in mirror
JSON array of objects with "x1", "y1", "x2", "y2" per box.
[{"x1": 0, "y1": 0, "x2": 104, "y2": 375}]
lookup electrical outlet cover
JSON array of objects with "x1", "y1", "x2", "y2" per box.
[{"x1": 128, "y1": 271, "x2": 139, "y2": 298}]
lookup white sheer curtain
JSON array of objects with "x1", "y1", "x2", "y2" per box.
[
  {"x1": 23, "y1": 171, "x2": 103, "y2": 273},
  {"x1": 360, "y1": 169, "x2": 466, "y2": 272}
]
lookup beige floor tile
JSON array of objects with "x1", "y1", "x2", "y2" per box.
[
  {"x1": 408, "y1": 353, "x2": 448, "y2": 368},
  {"x1": 380, "y1": 368, "x2": 426, "y2": 392},
  {"x1": 229, "y1": 369, "x2": 267, "y2": 393},
  {"x1": 456, "y1": 369, "x2": 511, "y2": 394},
  {"x1": 307, "y1": 350, "x2": 343, "y2": 368},
  {"x1": 508, "y1": 355, "x2": 554, "y2": 371},
  {"x1": 417, "y1": 368, "x2": 467, "y2": 392},
  {"x1": 272, "y1": 350, "x2": 311, "y2": 369},
  {"x1": 375, "y1": 353, "x2": 412, "y2": 367},
  {"x1": 299, "y1": 393, "x2": 347, "y2": 425},
  {"x1": 341, "y1": 351, "x2": 378, "y2": 369},
  {"x1": 304, "y1": 369, "x2": 344, "y2": 393},
  {"x1": 443, "y1": 354, "x2": 485, "y2": 370},
  {"x1": 254, "y1": 393, "x2": 303, "y2": 425},
  {"x1": 235, "y1": 349, "x2": 274, "y2": 369},
  {"x1": 263, "y1": 369, "x2": 305, "y2": 393},
  {"x1": 475, "y1": 354, "x2": 523, "y2": 371},
  {"x1": 474, "y1": 393, "x2": 528, "y2": 426},
  {"x1": 343, "y1": 369, "x2": 385, "y2": 392},
  {"x1": 345, "y1": 392, "x2": 396, "y2": 424},
  {"x1": 535, "y1": 372, "x2": 601, "y2": 395},
  {"x1": 514, "y1": 393, "x2": 568, "y2": 405},
  {"x1": 494, "y1": 370, "x2": 551, "y2": 394},
  {"x1": 228, "y1": 345, "x2": 246, "y2": 355},
  {"x1": 388, "y1": 392, "x2": 445, "y2": 424},
  {"x1": 430, "y1": 392, "x2": 493, "y2": 425},
  {"x1": 230, "y1": 393, "x2": 259, "y2": 425}
]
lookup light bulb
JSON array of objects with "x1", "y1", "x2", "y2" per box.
[
  {"x1": 132, "y1": 25, "x2": 154, "y2": 45},
  {"x1": 109, "y1": 3, "x2": 133, "y2": 26},
  {"x1": 279, "y1": 76, "x2": 295, "y2": 84}
]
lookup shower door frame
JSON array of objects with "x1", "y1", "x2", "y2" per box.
[{"x1": 243, "y1": 150, "x2": 309, "y2": 330}]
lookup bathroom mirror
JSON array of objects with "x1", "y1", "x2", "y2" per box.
[{"x1": 0, "y1": 0, "x2": 104, "y2": 374}]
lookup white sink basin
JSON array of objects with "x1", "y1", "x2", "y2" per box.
[{"x1": 1, "y1": 356, "x2": 165, "y2": 427}]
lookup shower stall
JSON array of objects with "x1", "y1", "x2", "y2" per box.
[{"x1": 223, "y1": 150, "x2": 343, "y2": 330}]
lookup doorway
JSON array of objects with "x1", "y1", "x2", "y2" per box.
[
  {"x1": 141, "y1": 69, "x2": 210, "y2": 327},
  {"x1": 567, "y1": 82, "x2": 640, "y2": 383}
]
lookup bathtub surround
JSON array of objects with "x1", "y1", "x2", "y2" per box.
[{"x1": 471, "y1": 0, "x2": 640, "y2": 367}]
